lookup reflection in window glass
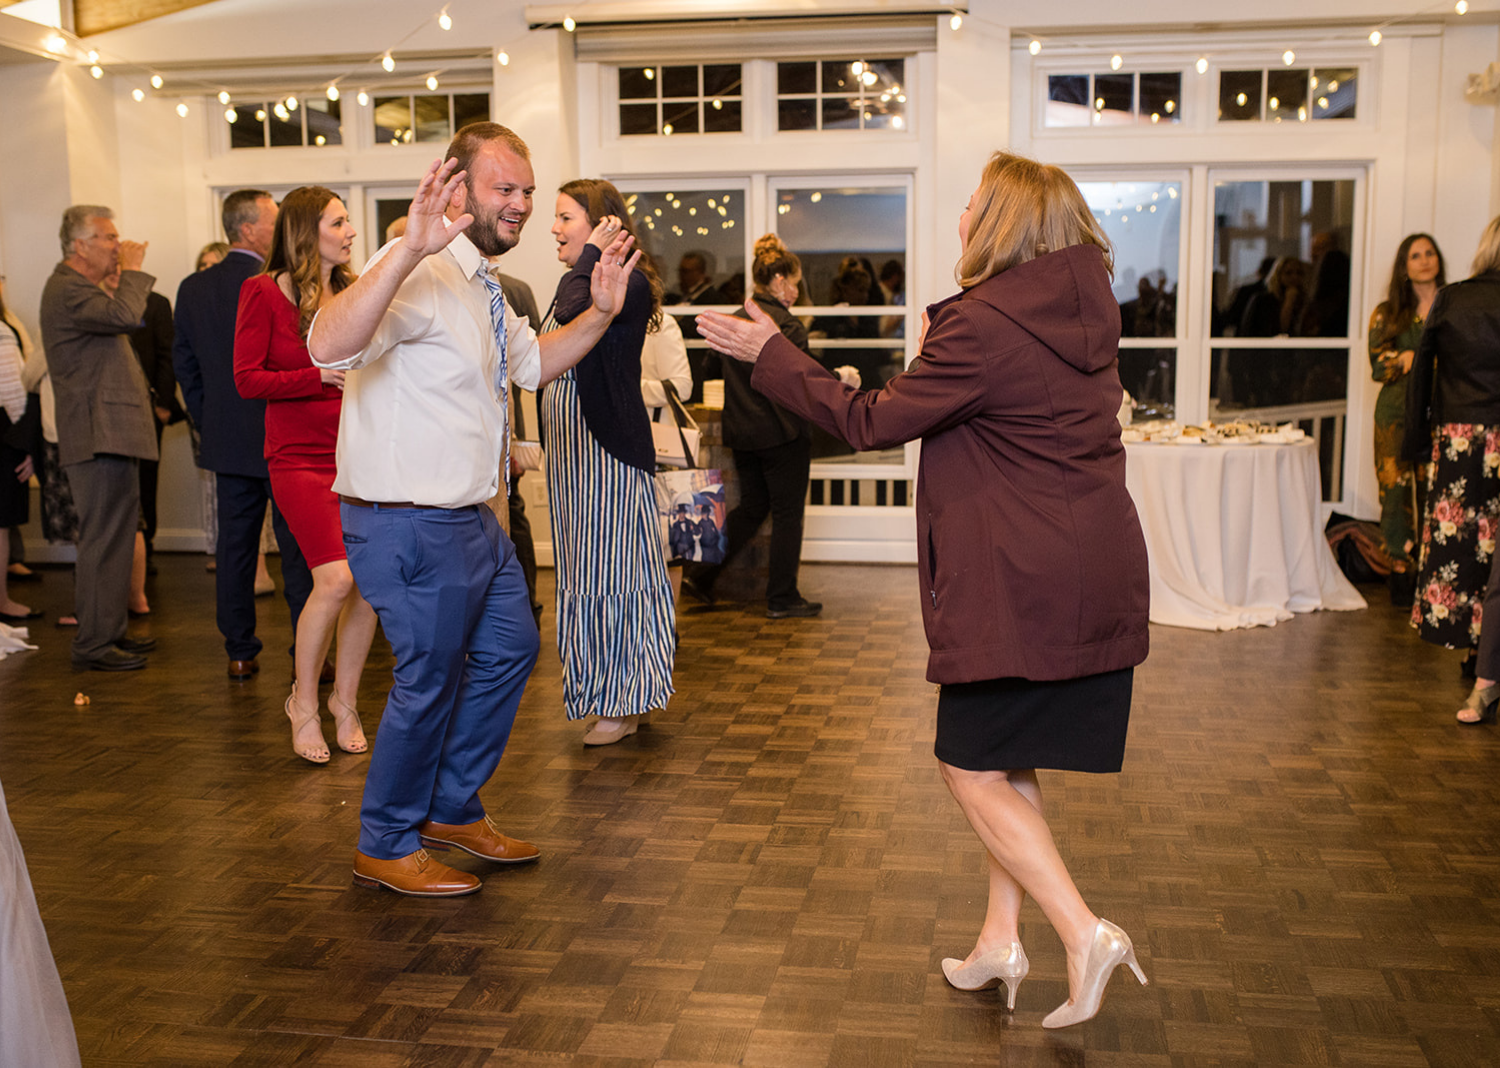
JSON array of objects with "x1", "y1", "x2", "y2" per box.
[
  {"x1": 1047, "y1": 75, "x2": 1091, "y2": 127},
  {"x1": 1312, "y1": 68, "x2": 1357, "y2": 119},
  {"x1": 624, "y1": 187, "x2": 747, "y2": 401},
  {"x1": 374, "y1": 96, "x2": 411, "y2": 144},
  {"x1": 268, "y1": 104, "x2": 300, "y2": 147},
  {"x1": 776, "y1": 58, "x2": 906, "y2": 132},
  {"x1": 1267, "y1": 68, "x2": 1308, "y2": 123},
  {"x1": 228, "y1": 105, "x2": 266, "y2": 148},
  {"x1": 305, "y1": 98, "x2": 341, "y2": 147},
  {"x1": 617, "y1": 62, "x2": 742, "y2": 137},
  {"x1": 453, "y1": 94, "x2": 490, "y2": 130},
  {"x1": 619, "y1": 67, "x2": 655, "y2": 100},
  {"x1": 1094, "y1": 73, "x2": 1133, "y2": 124},
  {"x1": 704, "y1": 99, "x2": 741, "y2": 133},
  {"x1": 777, "y1": 186, "x2": 908, "y2": 461},
  {"x1": 1139, "y1": 73, "x2": 1181, "y2": 125},
  {"x1": 1219, "y1": 70, "x2": 1262, "y2": 121},
  {"x1": 1212, "y1": 179, "x2": 1354, "y2": 339},
  {"x1": 1077, "y1": 180, "x2": 1181, "y2": 338},
  {"x1": 1118, "y1": 348, "x2": 1176, "y2": 420},
  {"x1": 413, "y1": 96, "x2": 449, "y2": 142}
]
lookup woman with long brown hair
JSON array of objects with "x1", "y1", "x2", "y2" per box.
[
  {"x1": 1369, "y1": 234, "x2": 1445, "y2": 602},
  {"x1": 697, "y1": 151, "x2": 1151, "y2": 1028},
  {"x1": 543, "y1": 178, "x2": 675, "y2": 746},
  {"x1": 234, "y1": 186, "x2": 376, "y2": 764}
]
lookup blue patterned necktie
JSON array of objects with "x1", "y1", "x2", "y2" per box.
[{"x1": 480, "y1": 268, "x2": 511, "y2": 495}]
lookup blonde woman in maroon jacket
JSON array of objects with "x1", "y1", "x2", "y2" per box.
[{"x1": 697, "y1": 151, "x2": 1150, "y2": 1029}]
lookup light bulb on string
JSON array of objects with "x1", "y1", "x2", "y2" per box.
[
  {"x1": 1196, "y1": 57, "x2": 1208, "y2": 74},
  {"x1": 44, "y1": 35, "x2": 66, "y2": 54},
  {"x1": 357, "y1": 91, "x2": 370, "y2": 107},
  {"x1": 285, "y1": 95, "x2": 298, "y2": 111},
  {"x1": 176, "y1": 102, "x2": 189, "y2": 117},
  {"x1": 218, "y1": 90, "x2": 230, "y2": 105},
  {"x1": 274, "y1": 103, "x2": 289, "y2": 121},
  {"x1": 382, "y1": 53, "x2": 395, "y2": 72},
  {"x1": 1029, "y1": 40, "x2": 1041, "y2": 56},
  {"x1": 131, "y1": 88, "x2": 144, "y2": 102},
  {"x1": 225, "y1": 107, "x2": 237, "y2": 122},
  {"x1": 438, "y1": 8, "x2": 452, "y2": 30},
  {"x1": 949, "y1": 11, "x2": 962, "y2": 30},
  {"x1": 86, "y1": 49, "x2": 99, "y2": 63},
  {"x1": 563, "y1": 16, "x2": 576, "y2": 31},
  {"x1": 151, "y1": 74, "x2": 163, "y2": 89},
  {"x1": 90, "y1": 65, "x2": 103, "y2": 79},
  {"x1": 496, "y1": 51, "x2": 509, "y2": 66},
  {"x1": 426, "y1": 74, "x2": 439, "y2": 91},
  {"x1": 327, "y1": 85, "x2": 339, "y2": 101},
  {"x1": 1457, "y1": 0, "x2": 1469, "y2": 13},
  {"x1": 1283, "y1": 49, "x2": 1296, "y2": 65},
  {"x1": 1110, "y1": 54, "x2": 1123, "y2": 71},
  {"x1": 1369, "y1": 29, "x2": 1382, "y2": 46}
]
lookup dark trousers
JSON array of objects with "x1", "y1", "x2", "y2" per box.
[
  {"x1": 215, "y1": 472, "x2": 312, "y2": 660},
  {"x1": 508, "y1": 478, "x2": 542, "y2": 625},
  {"x1": 693, "y1": 436, "x2": 811, "y2": 608},
  {"x1": 342, "y1": 502, "x2": 540, "y2": 859},
  {"x1": 65, "y1": 454, "x2": 138, "y2": 661},
  {"x1": 137, "y1": 420, "x2": 164, "y2": 553}
]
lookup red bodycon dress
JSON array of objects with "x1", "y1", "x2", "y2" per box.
[{"x1": 232, "y1": 273, "x2": 346, "y2": 568}]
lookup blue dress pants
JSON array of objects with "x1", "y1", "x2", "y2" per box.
[
  {"x1": 341, "y1": 502, "x2": 540, "y2": 860},
  {"x1": 215, "y1": 473, "x2": 312, "y2": 660}
]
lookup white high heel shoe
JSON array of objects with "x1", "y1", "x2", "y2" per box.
[
  {"x1": 1042, "y1": 918, "x2": 1147, "y2": 1028},
  {"x1": 940, "y1": 942, "x2": 1029, "y2": 1010}
]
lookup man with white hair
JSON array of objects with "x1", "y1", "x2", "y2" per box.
[{"x1": 39, "y1": 206, "x2": 158, "y2": 671}]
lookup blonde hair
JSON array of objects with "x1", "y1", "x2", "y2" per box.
[
  {"x1": 1473, "y1": 215, "x2": 1500, "y2": 276},
  {"x1": 956, "y1": 152, "x2": 1113, "y2": 288}
]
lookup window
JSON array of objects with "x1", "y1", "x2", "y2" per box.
[
  {"x1": 373, "y1": 92, "x2": 489, "y2": 145},
  {"x1": 1045, "y1": 71, "x2": 1182, "y2": 127},
  {"x1": 227, "y1": 96, "x2": 342, "y2": 149},
  {"x1": 1078, "y1": 179, "x2": 1183, "y2": 418},
  {"x1": 1218, "y1": 68, "x2": 1357, "y2": 123},
  {"x1": 618, "y1": 64, "x2": 743, "y2": 136},
  {"x1": 776, "y1": 59, "x2": 907, "y2": 131}
]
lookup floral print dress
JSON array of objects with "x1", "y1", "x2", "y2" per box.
[
  {"x1": 1411, "y1": 424, "x2": 1500, "y2": 648},
  {"x1": 1369, "y1": 307, "x2": 1423, "y2": 566}
]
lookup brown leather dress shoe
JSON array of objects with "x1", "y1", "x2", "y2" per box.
[
  {"x1": 419, "y1": 815, "x2": 540, "y2": 864},
  {"x1": 352, "y1": 848, "x2": 481, "y2": 896},
  {"x1": 228, "y1": 658, "x2": 259, "y2": 679}
]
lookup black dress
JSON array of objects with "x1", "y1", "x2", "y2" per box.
[{"x1": 934, "y1": 668, "x2": 1134, "y2": 774}]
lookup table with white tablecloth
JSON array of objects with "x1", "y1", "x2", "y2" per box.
[{"x1": 1124, "y1": 438, "x2": 1366, "y2": 630}]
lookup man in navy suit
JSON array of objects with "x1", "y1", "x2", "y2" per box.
[{"x1": 172, "y1": 189, "x2": 313, "y2": 679}]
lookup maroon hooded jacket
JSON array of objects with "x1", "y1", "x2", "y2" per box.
[{"x1": 750, "y1": 243, "x2": 1149, "y2": 684}]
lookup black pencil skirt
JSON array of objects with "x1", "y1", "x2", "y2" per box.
[{"x1": 934, "y1": 667, "x2": 1133, "y2": 774}]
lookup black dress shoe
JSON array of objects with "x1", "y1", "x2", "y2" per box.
[
  {"x1": 116, "y1": 637, "x2": 156, "y2": 655},
  {"x1": 680, "y1": 572, "x2": 716, "y2": 605},
  {"x1": 73, "y1": 648, "x2": 147, "y2": 672},
  {"x1": 0, "y1": 608, "x2": 43, "y2": 622},
  {"x1": 766, "y1": 599, "x2": 822, "y2": 619}
]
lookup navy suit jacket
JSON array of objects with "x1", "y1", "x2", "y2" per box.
[{"x1": 172, "y1": 249, "x2": 268, "y2": 476}]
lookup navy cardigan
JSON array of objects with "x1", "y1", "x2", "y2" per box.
[{"x1": 549, "y1": 243, "x2": 656, "y2": 472}]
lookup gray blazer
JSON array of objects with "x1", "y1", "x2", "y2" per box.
[{"x1": 39, "y1": 262, "x2": 159, "y2": 466}]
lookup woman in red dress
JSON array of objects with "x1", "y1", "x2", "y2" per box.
[{"x1": 234, "y1": 186, "x2": 376, "y2": 764}]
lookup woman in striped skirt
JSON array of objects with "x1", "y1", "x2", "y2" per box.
[{"x1": 543, "y1": 178, "x2": 675, "y2": 745}]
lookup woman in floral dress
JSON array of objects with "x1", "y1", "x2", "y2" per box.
[
  {"x1": 1404, "y1": 216, "x2": 1500, "y2": 717},
  {"x1": 1369, "y1": 234, "x2": 1444, "y2": 601}
]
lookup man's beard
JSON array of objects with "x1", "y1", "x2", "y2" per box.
[{"x1": 469, "y1": 200, "x2": 519, "y2": 257}]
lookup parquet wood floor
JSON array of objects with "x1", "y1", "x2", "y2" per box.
[{"x1": 2, "y1": 557, "x2": 1499, "y2": 1067}]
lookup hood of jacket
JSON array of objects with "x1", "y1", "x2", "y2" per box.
[{"x1": 959, "y1": 244, "x2": 1121, "y2": 374}]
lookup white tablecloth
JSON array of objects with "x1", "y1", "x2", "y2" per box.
[{"x1": 1124, "y1": 439, "x2": 1366, "y2": 630}]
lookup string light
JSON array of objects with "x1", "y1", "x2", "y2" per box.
[
  {"x1": 131, "y1": 88, "x2": 144, "y2": 102},
  {"x1": 426, "y1": 74, "x2": 439, "y2": 90},
  {"x1": 175, "y1": 102, "x2": 188, "y2": 117},
  {"x1": 437, "y1": 7, "x2": 452, "y2": 30},
  {"x1": 563, "y1": 16, "x2": 576, "y2": 31},
  {"x1": 90, "y1": 65, "x2": 103, "y2": 79},
  {"x1": 1029, "y1": 40, "x2": 1042, "y2": 56},
  {"x1": 326, "y1": 85, "x2": 339, "y2": 101},
  {"x1": 1457, "y1": 0, "x2": 1469, "y2": 12},
  {"x1": 44, "y1": 34, "x2": 66, "y2": 54},
  {"x1": 357, "y1": 91, "x2": 370, "y2": 107},
  {"x1": 218, "y1": 90, "x2": 230, "y2": 105},
  {"x1": 381, "y1": 53, "x2": 395, "y2": 72},
  {"x1": 1369, "y1": 30, "x2": 1382, "y2": 45},
  {"x1": 285, "y1": 95, "x2": 298, "y2": 111},
  {"x1": 225, "y1": 107, "x2": 237, "y2": 122},
  {"x1": 496, "y1": 51, "x2": 510, "y2": 66},
  {"x1": 1196, "y1": 57, "x2": 1208, "y2": 74},
  {"x1": 86, "y1": 49, "x2": 99, "y2": 63},
  {"x1": 1110, "y1": 54, "x2": 1123, "y2": 71},
  {"x1": 1282, "y1": 49, "x2": 1296, "y2": 65},
  {"x1": 949, "y1": 11, "x2": 962, "y2": 30},
  {"x1": 151, "y1": 74, "x2": 163, "y2": 89}
]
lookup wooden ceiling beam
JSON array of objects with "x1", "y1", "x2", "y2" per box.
[{"x1": 67, "y1": 0, "x2": 224, "y2": 38}]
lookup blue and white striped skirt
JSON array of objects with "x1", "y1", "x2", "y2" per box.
[{"x1": 542, "y1": 369, "x2": 676, "y2": 720}]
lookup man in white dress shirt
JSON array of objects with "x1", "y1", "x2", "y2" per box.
[{"x1": 309, "y1": 123, "x2": 639, "y2": 896}]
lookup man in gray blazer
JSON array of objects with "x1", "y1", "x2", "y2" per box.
[{"x1": 39, "y1": 205, "x2": 159, "y2": 671}]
